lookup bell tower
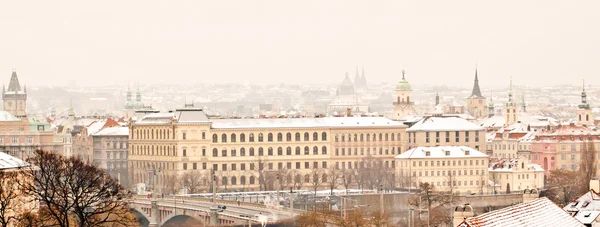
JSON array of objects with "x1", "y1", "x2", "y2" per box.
[
  {"x1": 505, "y1": 76, "x2": 517, "y2": 126},
  {"x1": 466, "y1": 67, "x2": 487, "y2": 119},
  {"x1": 576, "y1": 79, "x2": 593, "y2": 126},
  {"x1": 393, "y1": 69, "x2": 416, "y2": 120},
  {"x1": 3, "y1": 70, "x2": 27, "y2": 118}
]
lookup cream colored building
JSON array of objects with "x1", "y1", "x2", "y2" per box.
[
  {"x1": 466, "y1": 69, "x2": 487, "y2": 119},
  {"x1": 406, "y1": 115, "x2": 486, "y2": 151},
  {"x1": 128, "y1": 107, "x2": 408, "y2": 194},
  {"x1": 395, "y1": 146, "x2": 489, "y2": 195},
  {"x1": 488, "y1": 156, "x2": 544, "y2": 193}
]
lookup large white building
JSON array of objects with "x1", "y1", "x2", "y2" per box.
[
  {"x1": 488, "y1": 156, "x2": 544, "y2": 193},
  {"x1": 395, "y1": 146, "x2": 489, "y2": 195}
]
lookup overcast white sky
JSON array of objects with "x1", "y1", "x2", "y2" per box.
[{"x1": 1, "y1": 0, "x2": 599, "y2": 88}]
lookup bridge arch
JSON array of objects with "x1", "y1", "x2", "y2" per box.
[
  {"x1": 130, "y1": 207, "x2": 153, "y2": 227},
  {"x1": 160, "y1": 214, "x2": 205, "y2": 227}
]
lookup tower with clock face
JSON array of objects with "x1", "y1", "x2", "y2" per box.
[{"x1": 2, "y1": 70, "x2": 27, "y2": 118}]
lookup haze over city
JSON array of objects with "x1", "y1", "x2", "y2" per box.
[{"x1": 1, "y1": 0, "x2": 599, "y2": 87}]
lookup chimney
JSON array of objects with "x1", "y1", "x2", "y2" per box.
[
  {"x1": 591, "y1": 180, "x2": 600, "y2": 192},
  {"x1": 346, "y1": 108, "x2": 352, "y2": 117},
  {"x1": 453, "y1": 204, "x2": 474, "y2": 227}
]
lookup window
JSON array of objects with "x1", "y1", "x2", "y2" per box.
[
  {"x1": 183, "y1": 132, "x2": 187, "y2": 140},
  {"x1": 446, "y1": 132, "x2": 450, "y2": 142},
  {"x1": 212, "y1": 134, "x2": 218, "y2": 143},
  {"x1": 232, "y1": 164, "x2": 236, "y2": 171},
  {"x1": 322, "y1": 146, "x2": 327, "y2": 155},
  {"x1": 250, "y1": 133, "x2": 255, "y2": 142},
  {"x1": 322, "y1": 132, "x2": 327, "y2": 141},
  {"x1": 426, "y1": 132, "x2": 430, "y2": 143},
  {"x1": 304, "y1": 146, "x2": 309, "y2": 155},
  {"x1": 268, "y1": 133, "x2": 273, "y2": 142},
  {"x1": 455, "y1": 131, "x2": 459, "y2": 142},
  {"x1": 267, "y1": 147, "x2": 272, "y2": 155},
  {"x1": 295, "y1": 147, "x2": 301, "y2": 155},
  {"x1": 465, "y1": 131, "x2": 469, "y2": 142},
  {"x1": 258, "y1": 133, "x2": 264, "y2": 142},
  {"x1": 183, "y1": 148, "x2": 187, "y2": 157},
  {"x1": 435, "y1": 132, "x2": 440, "y2": 143},
  {"x1": 231, "y1": 148, "x2": 237, "y2": 156},
  {"x1": 313, "y1": 146, "x2": 318, "y2": 155},
  {"x1": 295, "y1": 133, "x2": 301, "y2": 141},
  {"x1": 183, "y1": 163, "x2": 187, "y2": 170},
  {"x1": 212, "y1": 148, "x2": 218, "y2": 157},
  {"x1": 249, "y1": 147, "x2": 255, "y2": 156},
  {"x1": 241, "y1": 163, "x2": 246, "y2": 170},
  {"x1": 277, "y1": 147, "x2": 283, "y2": 155},
  {"x1": 202, "y1": 132, "x2": 206, "y2": 140},
  {"x1": 286, "y1": 133, "x2": 292, "y2": 141},
  {"x1": 240, "y1": 148, "x2": 246, "y2": 156},
  {"x1": 304, "y1": 133, "x2": 309, "y2": 141},
  {"x1": 240, "y1": 133, "x2": 245, "y2": 142},
  {"x1": 313, "y1": 132, "x2": 318, "y2": 141},
  {"x1": 222, "y1": 148, "x2": 227, "y2": 157},
  {"x1": 286, "y1": 147, "x2": 292, "y2": 155},
  {"x1": 231, "y1": 134, "x2": 236, "y2": 142}
]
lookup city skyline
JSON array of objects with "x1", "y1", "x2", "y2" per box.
[{"x1": 1, "y1": 0, "x2": 599, "y2": 87}]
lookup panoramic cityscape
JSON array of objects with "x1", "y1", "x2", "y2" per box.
[{"x1": 2, "y1": 1, "x2": 600, "y2": 227}]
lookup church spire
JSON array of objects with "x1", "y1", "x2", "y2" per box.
[
  {"x1": 469, "y1": 67, "x2": 484, "y2": 98},
  {"x1": 579, "y1": 78, "x2": 590, "y2": 110},
  {"x1": 508, "y1": 76, "x2": 513, "y2": 103},
  {"x1": 435, "y1": 93, "x2": 439, "y2": 106},
  {"x1": 7, "y1": 70, "x2": 22, "y2": 92}
]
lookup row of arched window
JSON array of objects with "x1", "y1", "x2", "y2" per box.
[
  {"x1": 131, "y1": 145, "x2": 178, "y2": 156},
  {"x1": 211, "y1": 146, "x2": 328, "y2": 157},
  {"x1": 213, "y1": 132, "x2": 327, "y2": 143},
  {"x1": 335, "y1": 133, "x2": 401, "y2": 142},
  {"x1": 132, "y1": 128, "x2": 171, "y2": 140}
]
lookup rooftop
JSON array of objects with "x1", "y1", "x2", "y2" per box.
[
  {"x1": 0, "y1": 151, "x2": 28, "y2": 170},
  {"x1": 459, "y1": 197, "x2": 583, "y2": 227},
  {"x1": 93, "y1": 126, "x2": 129, "y2": 136},
  {"x1": 394, "y1": 146, "x2": 487, "y2": 159},
  {"x1": 211, "y1": 117, "x2": 405, "y2": 129},
  {"x1": 0, "y1": 111, "x2": 21, "y2": 122},
  {"x1": 407, "y1": 116, "x2": 483, "y2": 132}
]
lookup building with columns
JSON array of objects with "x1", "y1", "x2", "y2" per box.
[
  {"x1": 466, "y1": 68, "x2": 487, "y2": 119},
  {"x1": 128, "y1": 106, "x2": 407, "y2": 194},
  {"x1": 393, "y1": 70, "x2": 416, "y2": 120}
]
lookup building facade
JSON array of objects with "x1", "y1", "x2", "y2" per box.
[
  {"x1": 395, "y1": 146, "x2": 489, "y2": 195},
  {"x1": 128, "y1": 107, "x2": 408, "y2": 194},
  {"x1": 92, "y1": 126, "x2": 130, "y2": 187},
  {"x1": 488, "y1": 156, "x2": 545, "y2": 193}
]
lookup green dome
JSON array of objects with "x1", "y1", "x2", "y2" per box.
[{"x1": 396, "y1": 78, "x2": 411, "y2": 91}]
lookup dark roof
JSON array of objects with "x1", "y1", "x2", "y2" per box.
[
  {"x1": 469, "y1": 69, "x2": 485, "y2": 99},
  {"x1": 7, "y1": 71, "x2": 22, "y2": 93}
]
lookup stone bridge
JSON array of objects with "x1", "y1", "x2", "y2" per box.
[{"x1": 129, "y1": 195, "x2": 297, "y2": 227}]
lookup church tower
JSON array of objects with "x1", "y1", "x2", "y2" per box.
[
  {"x1": 3, "y1": 70, "x2": 27, "y2": 118},
  {"x1": 466, "y1": 68, "x2": 487, "y2": 119},
  {"x1": 576, "y1": 79, "x2": 593, "y2": 126},
  {"x1": 488, "y1": 91, "x2": 495, "y2": 118},
  {"x1": 393, "y1": 70, "x2": 416, "y2": 120},
  {"x1": 505, "y1": 77, "x2": 518, "y2": 126}
]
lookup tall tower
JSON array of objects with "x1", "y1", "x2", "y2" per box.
[
  {"x1": 3, "y1": 70, "x2": 27, "y2": 118},
  {"x1": 521, "y1": 93, "x2": 527, "y2": 112},
  {"x1": 576, "y1": 79, "x2": 593, "y2": 126},
  {"x1": 466, "y1": 67, "x2": 487, "y2": 119},
  {"x1": 488, "y1": 91, "x2": 495, "y2": 118},
  {"x1": 505, "y1": 76, "x2": 518, "y2": 126},
  {"x1": 393, "y1": 69, "x2": 416, "y2": 120},
  {"x1": 435, "y1": 93, "x2": 440, "y2": 106},
  {"x1": 68, "y1": 99, "x2": 75, "y2": 121}
]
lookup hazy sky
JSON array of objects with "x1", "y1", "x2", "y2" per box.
[{"x1": 1, "y1": 0, "x2": 599, "y2": 88}]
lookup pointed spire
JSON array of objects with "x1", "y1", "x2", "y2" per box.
[
  {"x1": 7, "y1": 70, "x2": 22, "y2": 92},
  {"x1": 580, "y1": 77, "x2": 588, "y2": 108},
  {"x1": 435, "y1": 92, "x2": 439, "y2": 106},
  {"x1": 469, "y1": 66, "x2": 483, "y2": 98},
  {"x1": 402, "y1": 69, "x2": 406, "y2": 80},
  {"x1": 508, "y1": 76, "x2": 513, "y2": 103}
]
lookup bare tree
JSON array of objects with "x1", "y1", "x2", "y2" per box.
[
  {"x1": 489, "y1": 172, "x2": 500, "y2": 195},
  {"x1": 340, "y1": 169, "x2": 353, "y2": 194},
  {"x1": 445, "y1": 170, "x2": 456, "y2": 194},
  {"x1": 164, "y1": 174, "x2": 180, "y2": 194},
  {"x1": 545, "y1": 169, "x2": 581, "y2": 206},
  {"x1": 251, "y1": 157, "x2": 271, "y2": 191},
  {"x1": 292, "y1": 170, "x2": 303, "y2": 190},
  {"x1": 19, "y1": 150, "x2": 137, "y2": 227},
  {"x1": 309, "y1": 168, "x2": 325, "y2": 196},
  {"x1": 0, "y1": 171, "x2": 29, "y2": 227},
  {"x1": 180, "y1": 170, "x2": 206, "y2": 194},
  {"x1": 579, "y1": 141, "x2": 597, "y2": 195},
  {"x1": 326, "y1": 167, "x2": 342, "y2": 195},
  {"x1": 406, "y1": 182, "x2": 458, "y2": 227}
]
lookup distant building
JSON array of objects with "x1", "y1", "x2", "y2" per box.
[
  {"x1": 564, "y1": 184, "x2": 600, "y2": 226},
  {"x1": 395, "y1": 146, "x2": 489, "y2": 194},
  {"x1": 393, "y1": 70, "x2": 416, "y2": 120},
  {"x1": 577, "y1": 79, "x2": 594, "y2": 126},
  {"x1": 327, "y1": 74, "x2": 369, "y2": 114},
  {"x1": 0, "y1": 70, "x2": 55, "y2": 159},
  {"x1": 406, "y1": 115, "x2": 486, "y2": 151},
  {"x1": 466, "y1": 68, "x2": 487, "y2": 119}
]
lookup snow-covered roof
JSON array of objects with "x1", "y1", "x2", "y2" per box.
[
  {"x1": 211, "y1": 117, "x2": 405, "y2": 129},
  {"x1": 488, "y1": 158, "x2": 544, "y2": 172},
  {"x1": 565, "y1": 190, "x2": 600, "y2": 214},
  {"x1": 394, "y1": 146, "x2": 487, "y2": 159},
  {"x1": 86, "y1": 120, "x2": 107, "y2": 136},
  {"x1": 93, "y1": 126, "x2": 129, "y2": 136},
  {"x1": 0, "y1": 152, "x2": 29, "y2": 170},
  {"x1": 460, "y1": 197, "x2": 584, "y2": 227},
  {"x1": 407, "y1": 116, "x2": 483, "y2": 132},
  {"x1": 0, "y1": 111, "x2": 21, "y2": 122}
]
